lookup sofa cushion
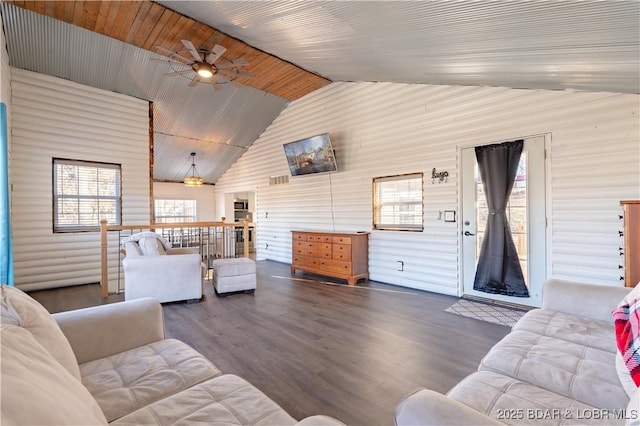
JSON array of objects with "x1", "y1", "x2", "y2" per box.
[
  {"x1": 123, "y1": 241, "x2": 143, "y2": 257},
  {"x1": 0, "y1": 325, "x2": 108, "y2": 425},
  {"x1": 80, "y1": 338, "x2": 221, "y2": 422},
  {"x1": 111, "y1": 374, "x2": 297, "y2": 426},
  {"x1": 514, "y1": 309, "x2": 615, "y2": 353},
  {"x1": 138, "y1": 236, "x2": 167, "y2": 256},
  {"x1": 121, "y1": 231, "x2": 172, "y2": 249},
  {"x1": 479, "y1": 329, "x2": 628, "y2": 411},
  {"x1": 447, "y1": 371, "x2": 617, "y2": 425},
  {"x1": 0, "y1": 285, "x2": 81, "y2": 380}
]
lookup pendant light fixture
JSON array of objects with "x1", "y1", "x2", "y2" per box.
[{"x1": 184, "y1": 152, "x2": 203, "y2": 187}]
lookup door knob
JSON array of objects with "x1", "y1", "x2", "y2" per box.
[{"x1": 464, "y1": 231, "x2": 475, "y2": 236}]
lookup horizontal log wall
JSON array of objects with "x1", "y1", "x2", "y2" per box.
[
  {"x1": 11, "y1": 69, "x2": 149, "y2": 291},
  {"x1": 214, "y1": 81, "x2": 640, "y2": 301}
]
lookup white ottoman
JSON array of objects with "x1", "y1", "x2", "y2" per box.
[{"x1": 212, "y1": 258, "x2": 256, "y2": 295}]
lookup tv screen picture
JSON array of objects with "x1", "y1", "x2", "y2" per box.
[{"x1": 283, "y1": 133, "x2": 337, "y2": 176}]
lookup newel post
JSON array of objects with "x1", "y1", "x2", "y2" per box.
[
  {"x1": 100, "y1": 220, "x2": 108, "y2": 297},
  {"x1": 221, "y1": 217, "x2": 227, "y2": 258},
  {"x1": 243, "y1": 218, "x2": 250, "y2": 258}
]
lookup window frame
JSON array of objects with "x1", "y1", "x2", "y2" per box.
[
  {"x1": 153, "y1": 198, "x2": 198, "y2": 224},
  {"x1": 372, "y1": 172, "x2": 424, "y2": 232},
  {"x1": 52, "y1": 158, "x2": 122, "y2": 233}
]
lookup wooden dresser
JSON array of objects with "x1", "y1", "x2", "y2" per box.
[
  {"x1": 621, "y1": 200, "x2": 640, "y2": 287},
  {"x1": 291, "y1": 230, "x2": 369, "y2": 285}
]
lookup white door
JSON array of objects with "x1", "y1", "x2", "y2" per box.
[{"x1": 461, "y1": 136, "x2": 547, "y2": 307}]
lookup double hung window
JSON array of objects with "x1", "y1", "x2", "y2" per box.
[
  {"x1": 53, "y1": 159, "x2": 121, "y2": 232},
  {"x1": 154, "y1": 199, "x2": 197, "y2": 223},
  {"x1": 373, "y1": 173, "x2": 423, "y2": 231}
]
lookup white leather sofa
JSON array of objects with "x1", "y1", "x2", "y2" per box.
[
  {"x1": 121, "y1": 232, "x2": 204, "y2": 303},
  {"x1": 0, "y1": 285, "x2": 344, "y2": 425},
  {"x1": 395, "y1": 279, "x2": 638, "y2": 425}
]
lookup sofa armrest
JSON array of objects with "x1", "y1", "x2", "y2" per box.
[
  {"x1": 53, "y1": 298, "x2": 165, "y2": 364},
  {"x1": 395, "y1": 389, "x2": 503, "y2": 426},
  {"x1": 295, "y1": 415, "x2": 347, "y2": 426},
  {"x1": 542, "y1": 278, "x2": 631, "y2": 323}
]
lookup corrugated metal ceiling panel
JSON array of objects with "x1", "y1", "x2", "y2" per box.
[
  {"x1": 159, "y1": 0, "x2": 639, "y2": 94},
  {"x1": 2, "y1": 1, "x2": 637, "y2": 185},
  {"x1": 0, "y1": 3, "x2": 289, "y2": 184}
]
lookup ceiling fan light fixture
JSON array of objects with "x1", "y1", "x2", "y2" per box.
[
  {"x1": 195, "y1": 62, "x2": 214, "y2": 78},
  {"x1": 156, "y1": 40, "x2": 251, "y2": 89},
  {"x1": 184, "y1": 152, "x2": 204, "y2": 187}
]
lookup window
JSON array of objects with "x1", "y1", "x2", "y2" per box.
[
  {"x1": 373, "y1": 173, "x2": 423, "y2": 231},
  {"x1": 53, "y1": 158, "x2": 121, "y2": 232},
  {"x1": 154, "y1": 199, "x2": 197, "y2": 223}
]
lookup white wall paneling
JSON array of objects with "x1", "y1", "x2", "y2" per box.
[
  {"x1": 215, "y1": 82, "x2": 639, "y2": 299},
  {"x1": 11, "y1": 69, "x2": 149, "y2": 291}
]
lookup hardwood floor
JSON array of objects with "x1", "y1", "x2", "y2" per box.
[{"x1": 28, "y1": 260, "x2": 510, "y2": 426}]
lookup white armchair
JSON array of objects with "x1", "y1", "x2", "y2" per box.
[{"x1": 121, "y1": 233, "x2": 204, "y2": 303}]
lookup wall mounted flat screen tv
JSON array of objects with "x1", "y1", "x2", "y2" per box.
[{"x1": 283, "y1": 133, "x2": 337, "y2": 176}]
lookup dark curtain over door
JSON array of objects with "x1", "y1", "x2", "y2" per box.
[{"x1": 473, "y1": 140, "x2": 529, "y2": 297}]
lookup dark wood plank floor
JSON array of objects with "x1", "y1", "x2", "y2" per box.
[{"x1": 28, "y1": 260, "x2": 510, "y2": 426}]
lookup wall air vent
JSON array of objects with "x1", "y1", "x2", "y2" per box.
[{"x1": 269, "y1": 175, "x2": 290, "y2": 185}]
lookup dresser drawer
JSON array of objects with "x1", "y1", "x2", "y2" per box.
[
  {"x1": 308, "y1": 244, "x2": 331, "y2": 258},
  {"x1": 294, "y1": 242, "x2": 331, "y2": 258},
  {"x1": 332, "y1": 244, "x2": 352, "y2": 261},
  {"x1": 292, "y1": 255, "x2": 320, "y2": 269},
  {"x1": 292, "y1": 232, "x2": 307, "y2": 241},
  {"x1": 332, "y1": 236, "x2": 352, "y2": 245},
  {"x1": 318, "y1": 259, "x2": 352, "y2": 275},
  {"x1": 308, "y1": 234, "x2": 332, "y2": 243}
]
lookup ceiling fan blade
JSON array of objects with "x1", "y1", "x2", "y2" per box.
[
  {"x1": 182, "y1": 39, "x2": 202, "y2": 62},
  {"x1": 218, "y1": 69, "x2": 254, "y2": 79},
  {"x1": 215, "y1": 60, "x2": 233, "y2": 69},
  {"x1": 231, "y1": 58, "x2": 249, "y2": 67},
  {"x1": 216, "y1": 58, "x2": 249, "y2": 69},
  {"x1": 210, "y1": 80, "x2": 223, "y2": 91},
  {"x1": 214, "y1": 74, "x2": 231, "y2": 83},
  {"x1": 164, "y1": 69, "x2": 194, "y2": 77},
  {"x1": 155, "y1": 46, "x2": 192, "y2": 64},
  {"x1": 236, "y1": 71, "x2": 253, "y2": 79},
  {"x1": 151, "y1": 58, "x2": 192, "y2": 69},
  {"x1": 206, "y1": 45, "x2": 227, "y2": 64},
  {"x1": 188, "y1": 76, "x2": 200, "y2": 87}
]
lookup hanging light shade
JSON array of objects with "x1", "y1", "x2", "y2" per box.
[{"x1": 184, "y1": 152, "x2": 203, "y2": 187}]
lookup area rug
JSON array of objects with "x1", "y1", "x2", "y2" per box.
[{"x1": 445, "y1": 298, "x2": 529, "y2": 327}]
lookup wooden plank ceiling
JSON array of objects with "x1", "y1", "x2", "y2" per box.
[{"x1": 5, "y1": 0, "x2": 331, "y2": 100}]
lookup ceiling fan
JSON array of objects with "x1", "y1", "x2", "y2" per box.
[{"x1": 152, "y1": 39, "x2": 253, "y2": 90}]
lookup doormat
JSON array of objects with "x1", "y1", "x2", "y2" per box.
[{"x1": 445, "y1": 298, "x2": 529, "y2": 327}]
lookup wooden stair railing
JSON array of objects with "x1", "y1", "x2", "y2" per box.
[{"x1": 100, "y1": 219, "x2": 251, "y2": 297}]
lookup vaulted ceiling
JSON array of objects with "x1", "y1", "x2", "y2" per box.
[{"x1": 2, "y1": 1, "x2": 638, "y2": 184}]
